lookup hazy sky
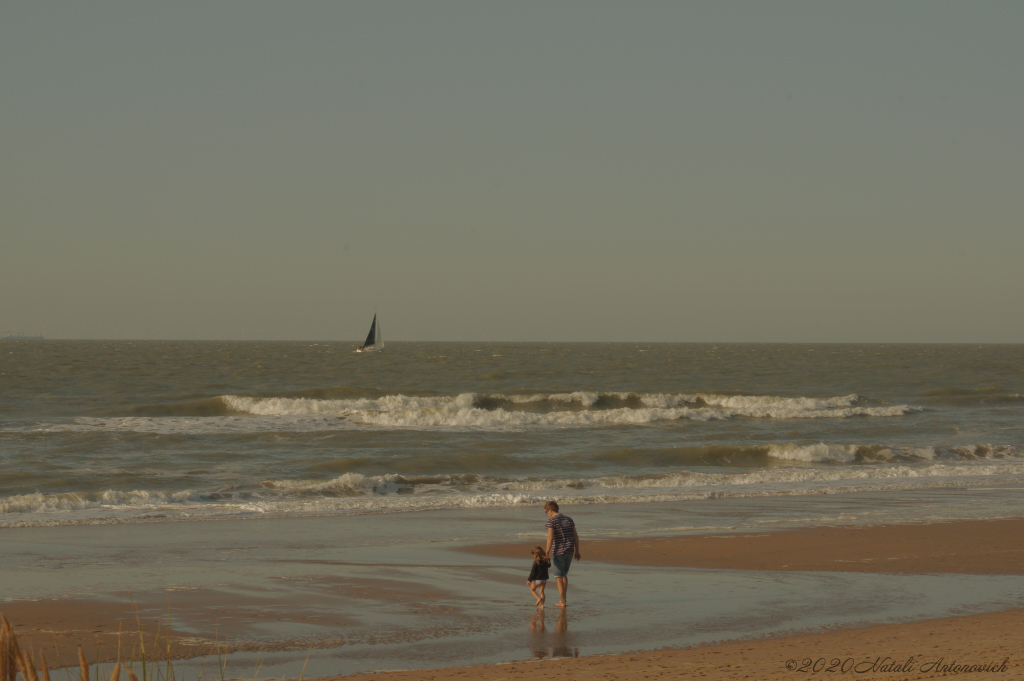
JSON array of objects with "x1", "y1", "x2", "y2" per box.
[{"x1": 2, "y1": 2, "x2": 1021, "y2": 342}]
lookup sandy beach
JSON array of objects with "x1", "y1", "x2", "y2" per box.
[
  {"x1": 416, "y1": 517, "x2": 1024, "y2": 680},
  {"x1": 320, "y1": 608, "x2": 1023, "y2": 680},
  {"x1": 465, "y1": 517, "x2": 1024, "y2": 575},
  {"x1": 4, "y1": 515, "x2": 1024, "y2": 679}
]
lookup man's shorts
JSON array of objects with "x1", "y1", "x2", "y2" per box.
[{"x1": 551, "y1": 552, "x2": 573, "y2": 577}]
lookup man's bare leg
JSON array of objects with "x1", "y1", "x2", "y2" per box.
[{"x1": 555, "y1": 575, "x2": 568, "y2": 606}]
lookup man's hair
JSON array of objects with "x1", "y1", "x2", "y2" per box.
[{"x1": 544, "y1": 500, "x2": 559, "y2": 512}]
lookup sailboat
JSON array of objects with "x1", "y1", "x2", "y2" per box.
[{"x1": 355, "y1": 313, "x2": 384, "y2": 353}]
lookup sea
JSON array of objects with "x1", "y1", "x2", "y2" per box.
[{"x1": 2, "y1": 341, "x2": 1023, "y2": 529}]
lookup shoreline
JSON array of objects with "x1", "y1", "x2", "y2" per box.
[
  {"x1": 4, "y1": 516, "x2": 1024, "y2": 679},
  {"x1": 331, "y1": 516, "x2": 1024, "y2": 678},
  {"x1": 320, "y1": 607, "x2": 1024, "y2": 680},
  {"x1": 463, "y1": 516, "x2": 1024, "y2": 575}
]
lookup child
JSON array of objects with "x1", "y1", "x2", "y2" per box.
[{"x1": 527, "y1": 546, "x2": 550, "y2": 607}]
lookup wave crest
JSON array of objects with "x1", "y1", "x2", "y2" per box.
[
  {"x1": 4, "y1": 445, "x2": 1021, "y2": 526},
  {"x1": 218, "y1": 391, "x2": 916, "y2": 429}
]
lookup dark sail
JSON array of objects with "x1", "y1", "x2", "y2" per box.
[{"x1": 361, "y1": 314, "x2": 377, "y2": 347}]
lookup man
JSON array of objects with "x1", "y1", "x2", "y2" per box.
[{"x1": 543, "y1": 500, "x2": 581, "y2": 608}]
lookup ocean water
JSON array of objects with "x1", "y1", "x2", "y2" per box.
[{"x1": 1, "y1": 341, "x2": 1022, "y2": 528}]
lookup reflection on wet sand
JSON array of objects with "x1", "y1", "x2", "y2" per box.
[
  {"x1": 530, "y1": 608, "x2": 577, "y2": 660},
  {"x1": 8, "y1": 511, "x2": 1024, "y2": 679}
]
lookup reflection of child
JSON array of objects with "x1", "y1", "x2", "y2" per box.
[{"x1": 527, "y1": 546, "x2": 550, "y2": 607}]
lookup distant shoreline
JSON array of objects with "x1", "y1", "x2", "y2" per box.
[{"x1": 6, "y1": 338, "x2": 1024, "y2": 344}]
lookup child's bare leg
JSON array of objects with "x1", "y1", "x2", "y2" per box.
[
  {"x1": 529, "y1": 583, "x2": 541, "y2": 606},
  {"x1": 537, "y1": 583, "x2": 546, "y2": 607}
]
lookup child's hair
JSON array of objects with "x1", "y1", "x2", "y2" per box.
[{"x1": 531, "y1": 546, "x2": 546, "y2": 563}]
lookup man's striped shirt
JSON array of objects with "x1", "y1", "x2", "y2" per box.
[{"x1": 546, "y1": 513, "x2": 576, "y2": 556}]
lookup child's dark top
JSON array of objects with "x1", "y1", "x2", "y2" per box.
[{"x1": 528, "y1": 559, "x2": 550, "y2": 582}]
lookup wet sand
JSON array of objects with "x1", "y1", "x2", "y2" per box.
[
  {"x1": 323, "y1": 608, "x2": 1023, "y2": 680},
  {"x1": 378, "y1": 517, "x2": 1024, "y2": 680},
  {"x1": 465, "y1": 517, "x2": 1024, "y2": 574},
  {"x1": 0, "y1": 591, "x2": 364, "y2": 664},
  {"x1": 4, "y1": 514, "x2": 1024, "y2": 678},
  {"x1": 0, "y1": 577, "x2": 451, "y2": 663}
]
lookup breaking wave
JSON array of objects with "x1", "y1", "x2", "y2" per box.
[
  {"x1": 18, "y1": 392, "x2": 919, "y2": 435},
  {"x1": 208, "y1": 391, "x2": 915, "y2": 430},
  {"x1": 764, "y1": 443, "x2": 1019, "y2": 463},
  {"x1": 3, "y1": 445, "x2": 1022, "y2": 526},
  {"x1": 14, "y1": 392, "x2": 920, "y2": 434}
]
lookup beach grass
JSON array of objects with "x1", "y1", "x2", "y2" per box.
[{"x1": 0, "y1": 612, "x2": 233, "y2": 681}]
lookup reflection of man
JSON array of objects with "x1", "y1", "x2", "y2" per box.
[
  {"x1": 529, "y1": 608, "x2": 573, "y2": 659},
  {"x1": 550, "y1": 608, "x2": 573, "y2": 657},
  {"x1": 543, "y1": 500, "x2": 581, "y2": 608}
]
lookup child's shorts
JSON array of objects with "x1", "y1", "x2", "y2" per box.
[{"x1": 531, "y1": 580, "x2": 547, "y2": 586}]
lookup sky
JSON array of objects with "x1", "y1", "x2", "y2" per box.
[{"x1": 2, "y1": 1, "x2": 1021, "y2": 342}]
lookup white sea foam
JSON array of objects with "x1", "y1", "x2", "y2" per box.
[
  {"x1": 545, "y1": 391, "x2": 603, "y2": 406},
  {"x1": 217, "y1": 391, "x2": 916, "y2": 429},
  {"x1": 0, "y1": 489, "x2": 203, "y2": 514},
  {"x1": 765, "y1": 443, "x2": 1005, "y2": 463},
  {"x1": 767, "y1": 443, "x2": 859, "y2": 463},
  {"x1": 261, "y1": 472, "x2": 369, "y2": 495},
  {"x1": 5, "y1": 456, "x2": 1024, "y2": 526},
  {"x1": 10, "y1": 392, "x2": 918, "y2": 435}
]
